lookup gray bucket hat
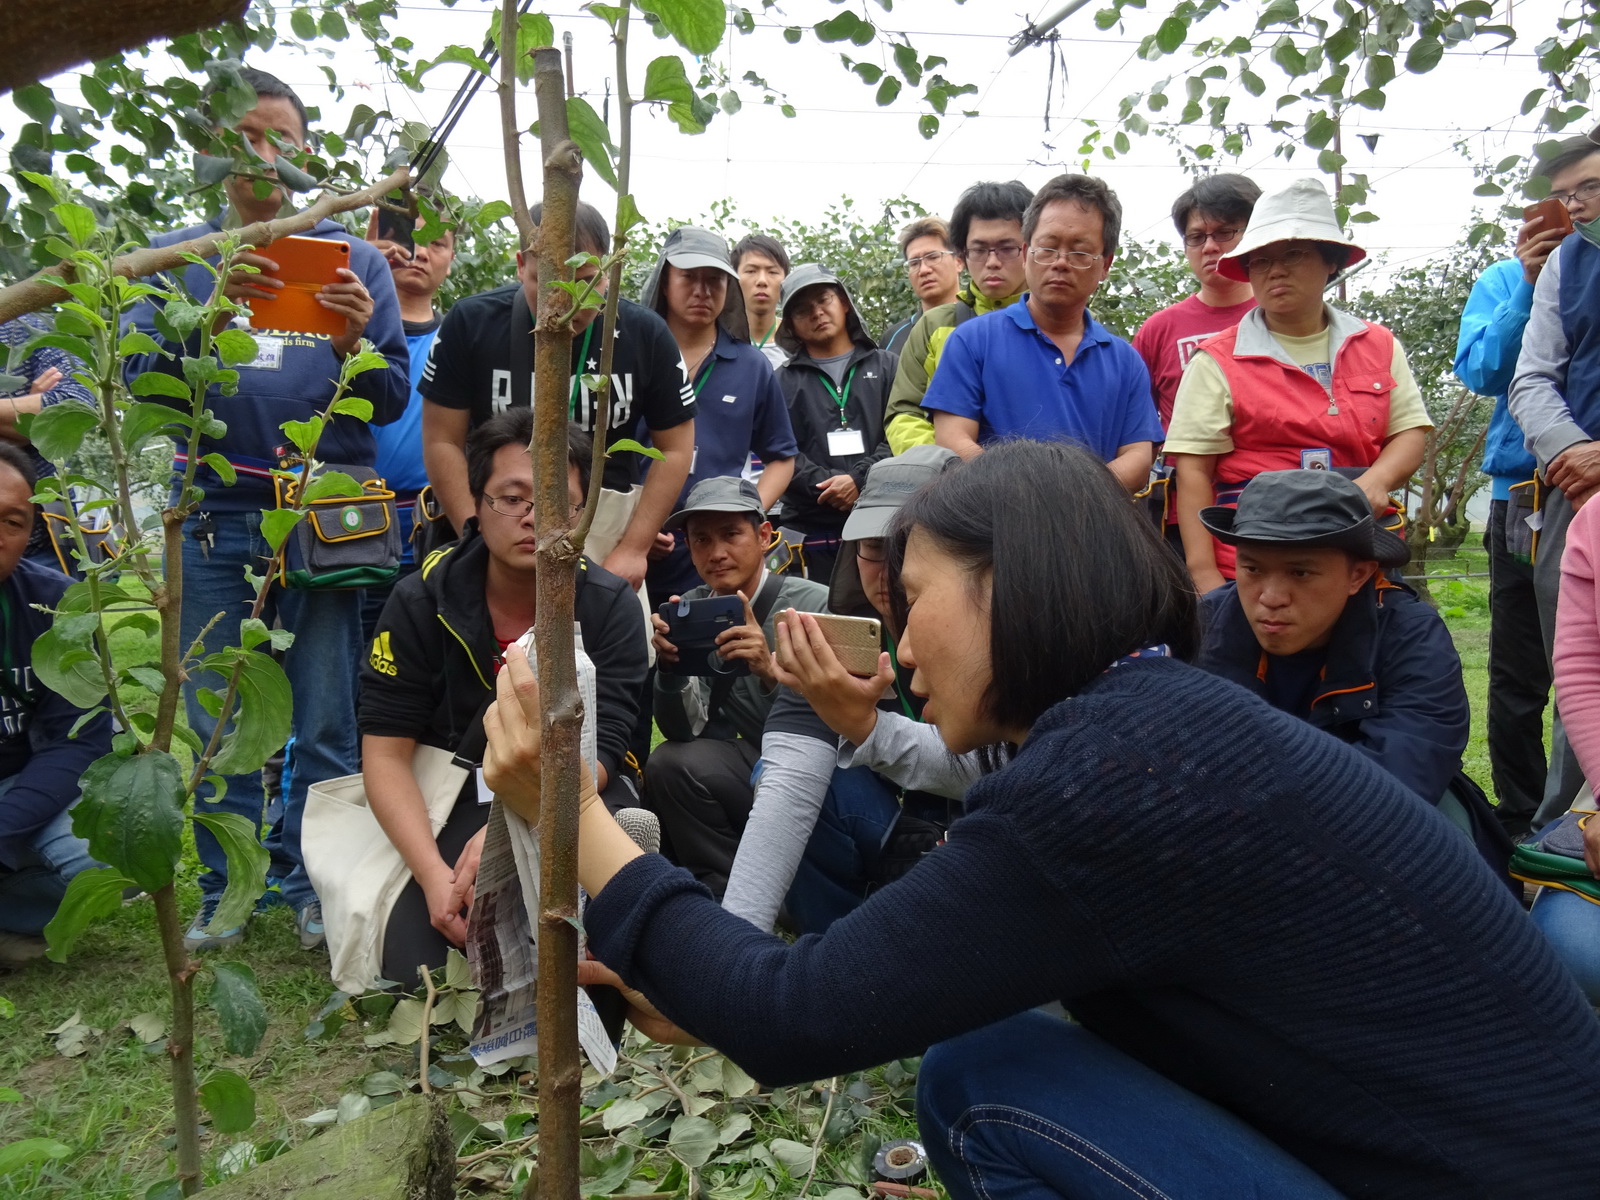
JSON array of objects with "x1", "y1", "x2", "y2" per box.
[
  {"x1": 639, "y1": 226, "x2": 748, "y2": 338},
  {"x1": 664, "y1": 476, "x2": 767, "y2": 532},
  {"x1": 777, "y1": 262, "x2": 873, "y2": 357},
  {"x1": 1199, "y1": 469, "x2": 1408, "y2": 567},
  {"x1": 828, "y1": 445, "x2": 960, "y2": 614}
]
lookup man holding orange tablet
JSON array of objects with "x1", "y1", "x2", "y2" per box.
[{"x1": 123, "y1": 66, "x2": 409, "y2": 954}]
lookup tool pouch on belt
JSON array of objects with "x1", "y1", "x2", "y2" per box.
[
  {"x1": 1133, "y1": 462, "x2": 1174, "y2": 535},
  {"x1": 766, "y1": 525, "x2": 810, "y2": 578},
  {"x1": 1506, "y1": 476, "x2": 1539, "y2": 565},
  {"x1": 273, "y1": 464, "x2": 401, "y2": 590},
  {"x1": 409, "y1": 483, "x2": 456, "y2": 561},
  {"x1": 39, "y1": 499, "x2": 119, "y2": 576}
]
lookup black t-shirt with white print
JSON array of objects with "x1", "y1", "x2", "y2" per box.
[{"x1": 420, "y1": 283, "x2": 695, "y2": 490}]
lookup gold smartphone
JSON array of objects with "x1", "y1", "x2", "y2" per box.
[{"x1": 808, "y1": 613, "x2": 883, "y2": 677}]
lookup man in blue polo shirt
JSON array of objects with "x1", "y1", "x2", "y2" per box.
[{"x1": 923, "y1": 173, "x2": 1162, "y2": 490}]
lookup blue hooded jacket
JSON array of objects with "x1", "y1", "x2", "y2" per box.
[
  {"x1": 122, "y1": 217, "x2": 410, "y2": 511},
  {"x1": 1454, "y1": 258, "x2": 1538, "y2": 499}
]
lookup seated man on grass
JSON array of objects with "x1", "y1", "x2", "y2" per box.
[
  {"x1": 357, "y1": 411, "x2": 648, "y2": 986},
  {"x1": 647, "y1": 477, "x2": 827, "y2": 896},
  {"x1": 0, "y1": 443, "x2": 112, "y2": 962},
  {"x1": 724, "y1": 446, "x2": 982, "y2": 935},
  {"x1": 1195, "y1": 468, "x2": 1514, "y2": 883}
]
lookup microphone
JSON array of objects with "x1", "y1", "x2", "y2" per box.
[{"x1": 613, "y1": 807, "x2": 661, "y2": 855}]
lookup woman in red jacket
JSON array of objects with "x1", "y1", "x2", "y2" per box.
[{"x1": 1165, "y1": 178, "x2": 1430, "y2": 593}]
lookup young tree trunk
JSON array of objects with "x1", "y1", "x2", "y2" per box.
[
  {"x1": 152, "y1": 884, "x2": 203, "y2": 1193},
  {"x1": 527, "y1": 44, "x2": 585, "y2": 1200}
]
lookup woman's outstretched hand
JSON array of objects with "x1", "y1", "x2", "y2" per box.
[
  {"x1": 483, "y1": 645, "x2": 544, "y2": 823},
  {"x1": 578, "y1": 956, "x2": 702, "y2": 1047}
]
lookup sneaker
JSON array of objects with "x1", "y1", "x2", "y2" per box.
[
  {"x1": 183, "y1": 896, "x2": 247, "y2": 953},
  {"x1": 0, "y1": 931, "x2": 48, "y2": 966},
  {"x1": 296, "y1": 901, "x2": 325, "y2": 951}
]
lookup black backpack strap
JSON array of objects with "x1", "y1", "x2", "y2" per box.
[
  {"x1": 706, "y1": 571, "x2": 786, "y2": 726},
  {"x1": 450, "y1": 690, "x2": 499, "y2": 768},
  {"x1": 510, "y1": 288, "x2": 533, "y2": 412},
  {"x1": 952, "y1": 299, "x2": 978, "y2": 327}
]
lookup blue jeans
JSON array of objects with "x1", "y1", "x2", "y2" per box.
[
  {"x1": 783, "y1": 765, "x2": 901, "y2": 936},
  {"x1": 917, "y1": 1010, "x2": 1345, "y2": 1200},
  {"x1": 1530, "y1": 888, "x2": 1600, "y2": 1004},
  {"x1": 0, "y1": 781, "x2": 101, "y2": 935},
  {"x1": 181, "y1": 509, "x2": 361, "y2": 909}
]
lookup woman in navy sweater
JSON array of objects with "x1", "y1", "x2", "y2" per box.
[{"x1": 485, "y1": 441, "x2": 1600, "y2": 1200}]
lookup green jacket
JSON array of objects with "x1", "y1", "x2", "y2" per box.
[{"x1": 883, "y1": 283, "x2": 1023, "y2": 454}]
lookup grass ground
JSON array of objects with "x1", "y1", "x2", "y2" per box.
[{"x1": 0, "y1": 557, "x2": 1509, "y2": 1198}]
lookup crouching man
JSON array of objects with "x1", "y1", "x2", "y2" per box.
[
  {"x1": 647, "y1": 478, "x2": 828, "y2": 896},
  {"x1": 0, "y1": 444, "x2": 113, "y2": 960},
  {"x1": 1195, "y1": 469, "x2": 1514, "y2": 882}
]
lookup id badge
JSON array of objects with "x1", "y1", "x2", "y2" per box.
[
  {"x1": 827, "y1": 427, "x2": 867, "y2": 457},
  {"x1": 249, "y1": 335, "x2": 284, "y2": 371},
  {"x1": 1300, "y1": 448, "x2": 1332, "y2": 470}
]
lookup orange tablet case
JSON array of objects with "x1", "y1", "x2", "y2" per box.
[{"x1": 248, "y1": 236, "x2": 350, "y2": 337}]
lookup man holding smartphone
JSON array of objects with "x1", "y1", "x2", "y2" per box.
[
  {"x1": 1508, "y1": 131, "x2": 1600, "y2": 831},
  {"x1": 646, "y1": 478, "x2": 826, "y2": 896}
]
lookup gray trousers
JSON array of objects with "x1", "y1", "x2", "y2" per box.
[{"x1": 1531, "y1": 483, "x2": 1589, "y2": 829}]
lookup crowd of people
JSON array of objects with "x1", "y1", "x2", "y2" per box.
[{"x1": 1, "y1": 64, "x2": 1599, "y2": 1197}]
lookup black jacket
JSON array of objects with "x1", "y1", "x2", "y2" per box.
[
  {"x1": 1197, "y1": 578, "x2": 1468, "y2": 804},
  {"x1": 776, "y1": 340, "x2": 898, "y2": 536},
  {"x1": 358, "y1": 525, "x2": 648, "y2": 784},
  {"x1": 0, "y1": 558, "x2": 113, "y2": 868}
]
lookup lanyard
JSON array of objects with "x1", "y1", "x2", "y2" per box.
[
  {"x1": 818, "y1": 364, "x2": 859, "y2": 426},
  {"x1": 885, "y1": 631, "x2": 917, "y2": 722},
  {"x1": 756, "y1": 324, "x2": 776, "y2": 349},
  {"x1": 692, "y1": 352, "x2": 719, "y2": 398},
  {"x1": 568, "y1": 321, "x2": 596, "y2": 418}
]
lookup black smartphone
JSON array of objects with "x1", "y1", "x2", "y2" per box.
[
  {"x1": 375, "y1": 205, "x2": 415, "y2": 256},
  {"x1": 657, "y1": 595, "x2": 747, "y2": 677}
]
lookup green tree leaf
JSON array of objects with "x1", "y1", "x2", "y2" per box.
[
  {"x1": 201, "y1": 453, "x2": 237, "y2": 485},
  {"x1": 1155, "y1": 16, "x2": 1187, "y2": 53},
  {"x1": 207, "y1": 962, "x2": 268, "y2": 1056},
  {"x1": 213, "y1": 328, "x2": 258, "y2": 366},
  {"x1": 566, "y1": 97, "x2": 619, "y2": 189},
  {"x1": 52, "y1": 202, "x2": 96, "y2": 245},
  {"x1": 43, "y1": 866, "x2": 132, "y2": 962},
  {"x1": 1405, "y1": 37, "x2": 1444, "y2": 74},
  {"x1": 605, "y1": 437, "x2": 665, "y2": 461},
  {"x1": 669, "y1": 1115, "x2": 719, "y2": 1167},
  {"x1": 119, "y1": 401, "x2": 183, "y2": 451},
  {"x1": 300, "y1": 471, "x2": 363, "y2": 502},
  {"x1": 25, "y1": 400, "x2": 99, "y2": 463},
  {"x1": 280, "y1": 417, "x2": 323, "y2": 457},
  {"x1": 0, "y1": 1137, "x2": 71, "y2": 1176},
  {"x1": 199, "y1": 1069, "x2": 257, "y2": 1134},
  {"x1": 31, "y1": 613, "x2": 107, "y2": 711},
  {"x1": 329, "y1": 396, "x2": 373, "y2": 421},
  {"x1": 72, "y1": 749, "x2": 185, "y2": 891},
  {"x1": 131, "y1": 372, "x2": 193, "y2": 400},
  {"x1": 202, "y1": 649, "x2": 293, "y2": 777},
  {"x1": 192, "y1": 812, "x2": 270, "y2": 936},
  {"x1": 639, "y1": 0, "x2": 727, "y2": 55},
  {"x1": 260, "y1": 509, "x2": 303, "y2": 554}
]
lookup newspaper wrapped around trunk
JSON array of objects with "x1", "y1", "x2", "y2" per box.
[{"x1": 465, "y1": 625, "x2": 618, "y2": 1074}]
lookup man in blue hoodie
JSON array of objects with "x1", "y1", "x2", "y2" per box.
[
  {"x1": 1454, "y1": 157, "x2": 1578, "y2": 835},
  {"x1": 124, "y1": 67, "x2": 410, "y2": 952},
  {"x1": 0, "y1": 444, "x2": 113, "y2": 962}
]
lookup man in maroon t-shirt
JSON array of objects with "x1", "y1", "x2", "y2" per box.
[{"x1": 1132, "y1": 174, "x2": 1262, "y2": 429}]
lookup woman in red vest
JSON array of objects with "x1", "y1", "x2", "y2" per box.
[{"x1": 1165, "y1": 178, "x2": 1431, "y2": 593}]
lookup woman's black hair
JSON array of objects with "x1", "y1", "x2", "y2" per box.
[{"x1": 888, "y1": 440, "x2": 1197, "y2": 738}]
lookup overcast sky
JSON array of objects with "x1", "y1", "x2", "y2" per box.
[{"x1": 2, "y1": 0, "x2": 1578, "y2": 279}]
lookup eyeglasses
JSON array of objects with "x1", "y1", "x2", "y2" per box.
[
  {"x1": 484, "y1": 494, "x2": 536, "y2": 518},
  {"x1": 1028, "y1": 246, "x2": 1103, "y2": 270},
  {"x1": 906, "y1": 250, "x2": 956, "y2": 272},
  {"x1": 963, "y1": 243, "x2": 1024, "y2": 263},
  {"x1": 484, "y1": 494, "x2": 584, "y2": 519},
  {"x1": 1245, "y1": 247, "x2": 1315, "y2": 276},
  {"x1": 856, "y1": 539, "x2": 887, "y2": 563},
  {"x1": 1182, "y1": 226, "x2": 1244, "y2": 248},
  {"x1": 1551, "y1": 179, "x2": 1600, "y2": 206}
]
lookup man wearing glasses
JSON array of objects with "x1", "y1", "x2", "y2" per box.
[
  {"x1": 880, "y1": 217, "x2": 962, "y2": 357},
  {"x1": 1133, "y1": 175, "x2": 1261, "y2": 430},
  {"x1": 883, "y1": 181, "x2": 1034, "y2": 454},
  {"x1": 921, "y1": 174, "x2": 1162, "y2": 490},
  {"x1": 1508, "y1": 130, "x2": 1600, "y2": 830}
]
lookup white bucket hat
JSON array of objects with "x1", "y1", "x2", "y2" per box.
[{"x1": 1216, "y1": 177, "x2": 1365, "y2": 282}]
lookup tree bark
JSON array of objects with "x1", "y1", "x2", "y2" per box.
[
  {"x1": 0, "y1": 165, "x2": 413, "y2": 325},
  {"x1": 2, "y1": 0, "x2": 248, "y2": 96},
  {"x1": 152, "y1": 884, "x2": 202, "y2": 1194},
  {"x1": 526, "y1": 44, "x2": 585, "y2": 1200}
]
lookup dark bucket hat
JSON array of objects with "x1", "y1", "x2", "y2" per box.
[{"x1": 1199, "y1": 468, "x2": 1409, "y2": 568}]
